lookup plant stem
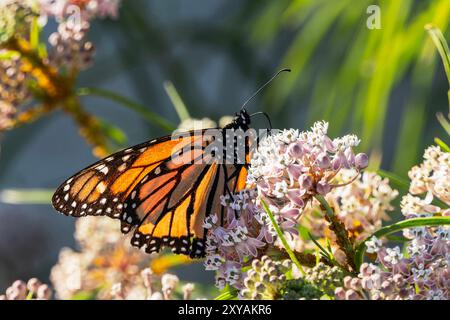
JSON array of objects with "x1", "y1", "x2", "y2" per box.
[
  {"x1": 77, "y1": 87, "x2": 176, "y2": 132},
  {"x1": 260, "y1": 198, "x2": 306, "y2": 276},
  {"x1": 163, "y1": 81, "x2": 190, "y2": 122},
  {"x1": 63, "y1": 95, "x2": 111, "y2": 158},
  {"x1": 315, "y1": 194, "x2": 357, "y2": 273}
]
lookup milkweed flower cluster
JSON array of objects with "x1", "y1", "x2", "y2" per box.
[
  {"x1": 51, "y1": 216, "x2": 198, "y2": 300},
  {"x1": 0, "y1": 0, "x2": 123, "y2": 155},
  {"x1": 110, "y1": 268, "x2": 198, "y2": 300},
  {"x1": 248, "y1": 122, "x2": 368, "y2": 235},
  {"x1": 50, "y1": 216, "x2": 151, "y2": 299},
  {"x1": 240, "y1": 259, "x2": 345, "y2": 300},
  {"x1": 335, "y1": 229, "x2": 449, "y2": 300},
  {"x1": 335, "y1": 145, "x2": 449, "y2": 300},
  {"x1": 39, "y1": 0, "x2": 121, "y2": 21},
  {"x1": 240, "y1": 256, "x2": 292, "y2": 299},
  {"x1": 0, "y1": 278, "x2": 51, "y2": 300},
  {"x1": 0, "y1": 54, "x2": 33, "y2": 130},
  {"x1": 297, "y1": 170, "x2": 398, "y2": 256},
  {"x1": 0, "y1": 0, "x2": 38, "y2": 44},
  {"x1": 401, "y1": 145, "x2": 450, "y2": 221},
  {"x1": 203, "y1": 189, "x2": 274, "y2": 290},
  {"x1": 39, "y1": 0, "x2": 121, "y2": 72}
]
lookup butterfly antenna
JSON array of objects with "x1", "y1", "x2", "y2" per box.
[
  {"x1": 240, "y1": 68, "x2": 291, "y2": 111},
  {"x1": 250, "y1": 111, "x2": 272, "y2": 130}
]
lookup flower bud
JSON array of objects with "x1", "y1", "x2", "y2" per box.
[
  {"x1": 287, "y1": 164, "x2": 303, "y2": 182},
  {"x1": 27, "y1": 278, "x2": 41, "y2": 294},
  {"x1": 343, "y1": 276, "x2": 353, "y2": 288},
  {"x1": 299, "y1": 174, "x2": 313, "y2": 190},
  {"x1": 287, "y1": 189, "x2": 305, "y2": 207},
  {"x1": 334, "y1": 287, "x2": 346, "y2": 300},
  {"x1": 345, "y1": 148, "x2": 355, "y2": 167},
  {"x1": 281, "y1": 207, "x2": 300, "y2": 219},
  {"x1": 316, "y1": 180, "x2": 331, "y2": 195},
  {"x1": 350, "y1": 278, "x2": 361, "y2": 290},
  {"x1": 254, "y1": 282, "x2": 266, "y2": 293},
  {"x1": 36, "y1": 284, "x2": 51, "y2": 300},
  {"x1": 355, "y1": 153, "x2": 368, "y2": 169},
  {"x1": 345, "y1": 289, "x2": 361, "y2": 300},
  {"x1": 287, "y1": 142, "x2": 303, "y2": 159},
  {"x1": 182, "y1": 283, "x2": 195, "y2": 300},
  {"x1": 150, "y1": 292, "x2": 163, "y2": 300},
  {"x1": 316, "y1": 152, "x2": 331, "y2": 169}
]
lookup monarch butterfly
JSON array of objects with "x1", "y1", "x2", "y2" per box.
[{"x1": 52, "y1": 69, "x2": 289, "y2": 258}]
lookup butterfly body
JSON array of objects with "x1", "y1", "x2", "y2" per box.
[{"x1": 52, "y1": 109, "x2": 252, "y2": 257}]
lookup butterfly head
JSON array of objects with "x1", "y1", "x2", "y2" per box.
[{"x1": 229, "y1": 108, "x2": 251, "y2": 130}]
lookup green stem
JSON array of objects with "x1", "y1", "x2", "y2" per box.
[
  {"x1": 355, "y1": 216, "x2": 450, "y2": 269},
  {"x1": 163, "y1": 81, "x2": 191, "y2": 122},
  {"x1": 260, "y1": 198, "x2": 305, "y2": 276},
  {"x1": 315, "y1": 194, "x2": 357, "y2": 272},
  {"x1": 436, "y1": 112, "x2": 450, "y2": 136},
  {"x1": 77, "y1": 87, "x2": 176, "y2": 132},
  {"x1": 0, "y1": 188, "x2": 52, "y2": 205},
  {"x1": 435, "y1": 137, "x2": 450, "y2": 152}
]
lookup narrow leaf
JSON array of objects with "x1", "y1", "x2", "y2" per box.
[{"x1": 163, "y1": 81, "x2": 191, "y2": 122}]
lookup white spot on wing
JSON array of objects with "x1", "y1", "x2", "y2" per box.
[
  {"x1": 96, "y1": 182, "x2": 106, "y2": 194},
  {"x1": 100, "y1": 166, "x2": 109, "y2": 174}
]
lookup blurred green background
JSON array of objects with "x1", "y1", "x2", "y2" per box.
[{"x1": 0, "y1": 0, "x2": 449, "y2": 290}]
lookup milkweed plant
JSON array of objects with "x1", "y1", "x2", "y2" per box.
[{"x1": 0, "y1": 0, "x2": 449, "y2": 300}]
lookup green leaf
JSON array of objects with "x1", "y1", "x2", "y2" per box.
[
  {"x1": 307, "y1": 231, "x2": 331, "y2": 260},
  {"x1": 435, "y1": 137, "x2": 450, "y2": 152},
  {"x1": 376, "y1": 169, "x2": 409, "y2": 189},
  {"x1": 77, "y1": 87, "x2": 176, "y2": 132},
  {"x1": 25, "y1": 291, "x2": 34, "y2": 300},
  {"x1": 436, "y1": 112, "x2": 450, "y2": 136},
  {"x1": 0, "y1": 50, "x2": 19, "y2": 60},
  {"x1": 260, "y1": 198, "x2": 305, "y2": 275},
  {"x1": 163, "y1": 81, "x2": 191, "y2": 122},
  {"x1": 71, "y1": 290, "x2": 98, "y2": 300},
  {"x1": 0, "y1": 189, "x2": 52, "y2": 205},
  {"x1": 426, "y1": 24, "x2": 450, "y2": 87},
  {"x1": 98, "y1": 119, "x2": 128, "y2": 147},
  {"x1": 30, "y1": 17, "x2": 41, "y2": 51},
  {"x1": 355, "y1": 216, "x2": 450, "y2": 268},
  {"x1": 214, "y1": 287, "x2": 238, "y2": 300}
]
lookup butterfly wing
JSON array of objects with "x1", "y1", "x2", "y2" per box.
[
  {"x1": 52, "y1": 129, "x2": 248, "y2": 257},
  {"x1": 52, "y1": 133, "x2": 200, "y2": 220},
  {"x1": 122, "y1": 129, "x2": 248, "y2": 257},
  {"x1": 126, "y1": 160, "x2": 246, "y2": 257}
]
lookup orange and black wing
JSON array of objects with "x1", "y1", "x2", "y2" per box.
[
  {"x1": 52, "y1": 133, "x2": 202, "y2": 222},
  {"x1": 52, "y1": 130, "x2": 248, "y2": 257}
]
